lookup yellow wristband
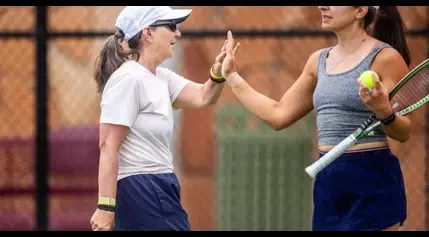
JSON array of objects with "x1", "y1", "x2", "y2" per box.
[
  {"x1": 98, "y1": 197, "x2": 116, "y2": 206},
  {"x1": 210, "y1": 65, "x2": 224, "y2": 80}
]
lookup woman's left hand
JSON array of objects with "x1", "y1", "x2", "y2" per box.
[{"x1": 358, "y1": 74, "x2": 393, "y2": 119}]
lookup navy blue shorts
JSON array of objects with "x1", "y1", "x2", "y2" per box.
[
  {"x1": 312, "y1": 147, "x2": 407, "y2": 231},
  {"x1": 112, "y1": 173, "x2": 191, "y2": 231}
]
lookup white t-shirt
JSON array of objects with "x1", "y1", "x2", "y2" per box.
[{"x1": 99, "y1": 60, "x2": 190, "y2": 180}]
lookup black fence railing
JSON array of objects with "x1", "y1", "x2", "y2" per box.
[
  {"x1": 35, "y1": 6, "x2": 48, "y2": 231},
  {"x1": 2, "y1": 27, "x2": 429, "y2": 39}
]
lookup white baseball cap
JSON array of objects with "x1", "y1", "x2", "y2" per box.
[{"x1": 115, "y1": 6, "x2": 192, "y2": 42}]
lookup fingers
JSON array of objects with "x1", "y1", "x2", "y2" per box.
[
  {"x1": 217, "y1": 51, "x2": 227, "y2": 61},
  {"x1": 374, "y1": 80, "x2": 382, "y2": 90},
  {"x1": 358, "y1": 84, "x2": 365, "y2": 97},
  {"x1": 224, "y1": 31, "x2": 239, "y2": 58},
  {"x1": 91, "y1": 221, "x2": 99, "y2": 231},
  {"x1": 90, "y1": 213, "x2": 96, "y2": 229},
  {"x1": 215, "y1": 51, "x2": 227, "y2": 64},
  {"x1": 358, "y1": 78, "x2": 373, "y2": 102},
  {"x1": 226, "y1": 31, "x2": 235, "y2": 54},
  {"x1": 371, "y1": 71, "x2": 382, "y2": 90},
  {"x1": 359, "y1": 85, "x2": 370, "y2": 99},
  {"x1": 221, "y1": 40, "x2": 227, "y2": 52},
  {"x1": 234, "y1": 42, "x2": 240, "y2": 54},
  {"x1": 92, "y1": 223, "x2": 112, "y2": 231},
  {"x1": 357, "y1": 71, "x2": 386, "y2": 98},
  {"x1": 227, "y1": 30, "x2": 234, "y2": 42},
  {"x1": 90, "y1": 210, "x2": 114, "y2": 231},
  {"x1": 215, "y1": 51, "x2": 226, "y2": 63},
  {"x1": 358, "y1": 78, "x2": 372, "y2": 94}
]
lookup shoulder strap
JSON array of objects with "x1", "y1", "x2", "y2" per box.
[
  {"x1": 364, "y1": 43, "x2": 392, "y2": 67},
  {"x1": 317, "y1": 46, "x2": 333, "y2": 75}
]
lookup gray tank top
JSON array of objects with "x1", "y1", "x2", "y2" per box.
[{"x1": 313, "y1": 43, "x2": 391, "y2": 146}]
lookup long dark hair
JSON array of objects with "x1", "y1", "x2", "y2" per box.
[
  {"x1": 93, "y1": 27, "x2": 142, "y2": 93},
  {"x1": 363, "y1": 6, "x2": 411, "y2": 67}
]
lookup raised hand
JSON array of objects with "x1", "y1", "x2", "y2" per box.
[{"x1": 221, "y1": 31, "x2": 240, "y2": 80}]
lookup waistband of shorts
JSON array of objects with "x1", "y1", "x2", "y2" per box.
[
  {"x1": 318, "y1": 146, "x2": 394, "y2": 164},
  {"x1": 319, "y1": 146, "x2": 389, "y2": 155}
]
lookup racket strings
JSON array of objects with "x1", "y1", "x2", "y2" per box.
[{"x1": 390, "y1": 67, "x2": 429, "y2": 112}]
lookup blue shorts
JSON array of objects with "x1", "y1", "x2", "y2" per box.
[
  {"x1": 113, "y1": 173, "x2": 191, "y2": 231},
  {"x1": 312, "y1": 147, "x2": 407, "y2": 231}
]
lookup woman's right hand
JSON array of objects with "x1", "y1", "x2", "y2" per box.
[
  {"x1": 90, "y1": 208, "x2": 115, "y2": 231},
  {"x1": 221, "y1": 31, "x2": 240, "y2": 80}
]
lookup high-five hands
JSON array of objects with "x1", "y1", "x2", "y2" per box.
[{"x1": 221, "y1": 31, "x2": 240, "y2": 82}]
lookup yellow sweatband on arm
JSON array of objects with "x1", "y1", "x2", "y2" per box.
[{"x1": 98, "y1": 197, "x2": 116, "y2": 206}]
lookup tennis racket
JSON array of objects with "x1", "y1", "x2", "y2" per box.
[{"x1": 305, "y1": 58, "x2": 429, "y2": 178}]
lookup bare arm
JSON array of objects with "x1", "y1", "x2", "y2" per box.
[
  {"x1": 361, "y1": 48, "x2": 411, "y2": 143},
  {"x1": 91, "y1": 123, "x2": 129, "y2": 231},
  {"x1": 97, "y1": 123, "x2": 129, "y2": 198},
  {"x1": 173, "y1": 41, "x2": 227, "y2": 109},
  {"x1": 374, "y1": 48, "x2": 411, "y2": 143},
  {"x1": 91, "y1": 74, "x2": 138, "y2": 231},
  {"x1": 227, "y1": 50, "x2": 320, "y2": 131},
  {"x1": 173, "y1": 78, "x2": 225, "y2": 109}
]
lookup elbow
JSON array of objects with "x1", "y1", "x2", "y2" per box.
[
  {"x1": 394, "y1": 120, "x2": 411, "y2": 143},
  {"x1": 269, "y1": 121, "x2": 285, "y2": 131},
  {"x1": 389, "y1": 132, "x2": 410, "y2": 144},
  {"x1": 99, "y1": 141, "x2": 106, "y2": 154},
  {"x1": 397, "y1": 134, "x2": 410, "y2": 143},
  {"x1": 199, "y1": 97, "x2": 219, "y2": 108},
  {"x1": 272, "y1": 126, "x2": 283, "y2": 132},
  {"x1": 99, "y1": 140, "x2": 120, "y2": 158},
  {"x1": 271, "y1": 122, "x2": 288, "y2": 131},
  {"x1": 267, "y1": 110, "x2": 288, "y2": 131}
]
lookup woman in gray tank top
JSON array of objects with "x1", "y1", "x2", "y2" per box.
[{"x1": 221, "y1": 6, "x2": 411, "y2": 231}]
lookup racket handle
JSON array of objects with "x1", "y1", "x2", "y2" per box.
[{"x1": 305, "y1": 135, "x2": 357, "y2": 178}]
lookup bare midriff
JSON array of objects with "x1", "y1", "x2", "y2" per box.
[{"x1": 319, "y1": 141, "x2": 389, "y2": 153}]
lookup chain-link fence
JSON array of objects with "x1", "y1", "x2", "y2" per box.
[{"x1": 0, "y1": 6, "x2": 428, "y2": 231}]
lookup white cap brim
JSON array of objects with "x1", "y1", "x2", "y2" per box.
[{"x1": 159, "y1": 9, "x2": 192, "y2": 24}]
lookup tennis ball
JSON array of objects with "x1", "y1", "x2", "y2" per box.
[{"x1": 358, "y1": 70, "x2": 377, "y2": 89}]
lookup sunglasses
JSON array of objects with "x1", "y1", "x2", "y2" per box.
[{"x1": 150, "y1": 20, "x2": 178, "y2": 32}]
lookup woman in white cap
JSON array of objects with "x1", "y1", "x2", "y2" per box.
[
  {"x1": 221, "y1": 6, "x2": 411, "y2": 231},
  {"x1": 90, "y1": 6, "x2": 228, "y2": 231}
]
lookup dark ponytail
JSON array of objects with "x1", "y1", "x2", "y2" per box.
[
  {"x1": 93, "y1": 27, "x2": 142, "y2": 93},
  {"x1": 364, "y1": 6, "x2": 411, "y2": 67}
]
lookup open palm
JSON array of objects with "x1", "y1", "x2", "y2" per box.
[{"x1": 221, "y1": 31, "x2": 240, "y2": 80}]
